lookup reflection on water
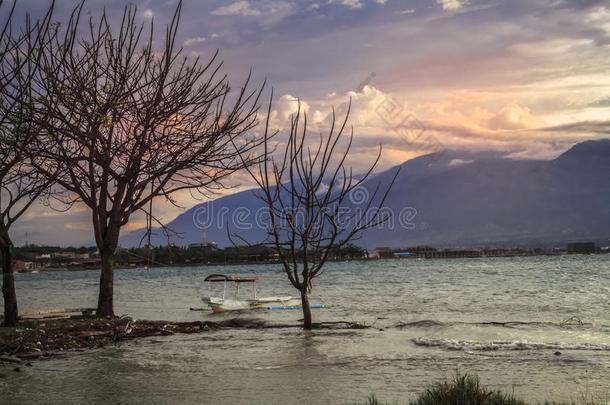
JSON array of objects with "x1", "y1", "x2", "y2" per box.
[{"x1": 1, "y1": 256, "x2": 610, "y2": 404}]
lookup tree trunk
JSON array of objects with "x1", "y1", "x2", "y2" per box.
[
  {"x1": 1, "y1": 245, "x2": 18, "y2": 327},
  {"x1": 301, "y1": 290, "x2": 312, "y2": 330},
  {"x1": 96, "y1": 250, "x2": 115, "y2": 317}
]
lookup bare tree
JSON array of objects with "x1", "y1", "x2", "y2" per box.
[
  {"x1": 238, "y1": 98, "x2": 399, "y2": 329},
  {"x1": 0, "y1": 1, "x2": 57, "y2": 326},
  {"x1": 33, "y1": 2, "x2": 263, "y2": 317}
]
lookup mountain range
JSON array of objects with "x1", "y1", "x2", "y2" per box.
[{"x1": 121, "y1": 140, "x2": 610, "y2": 249}]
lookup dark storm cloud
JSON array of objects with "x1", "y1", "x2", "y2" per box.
[
  {"x1": 4, "y1": 0, "x2": 609, "y2": 96},
  {"x1": 540, "y1": 120, "x2": 610, "y2": 135}
]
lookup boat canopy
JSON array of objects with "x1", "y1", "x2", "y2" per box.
[{"x1": 204, "y1": 274, "x2": 259, "y2": 283}]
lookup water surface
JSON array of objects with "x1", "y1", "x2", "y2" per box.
[{"x1": 2, "y1": 255, "x2": 610, "y2": 404}]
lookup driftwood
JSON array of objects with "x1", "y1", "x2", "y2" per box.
[
  {"x1": 394, "y1": 320, "x2": 445, "y2": 328},
  {"x1": 0, "y1": 317, "x2": 369, "y2": 358},
  {"x1": 0, "y1": 318, "x2": 209, "y2": 357},
  {"x1": 19, "y1": 308, "x2": 95, "y2": 317},
  {"x1": 0, "y1": 308, "x2": 96, "y2": 321},
  {"x1": 312, "y1": 321, "x2": 368, "y2": 329},
  {"x1": 209, "y1": 318, "x2": 368, "y2": 330},
  {"x1": 0, "y1": 355, "x2": 22, "y2": 364}
]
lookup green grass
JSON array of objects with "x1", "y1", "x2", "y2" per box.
[
  {"x1": 356, "y1": 373, "x2": 606, "y2": 405},
  {"x1": 410, "y1": 373, "x2": 525, "y2": 405}
]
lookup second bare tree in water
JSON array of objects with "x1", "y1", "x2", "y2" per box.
[{"x1": 238, "y1": 98, "x2": 399, "y2": 329}]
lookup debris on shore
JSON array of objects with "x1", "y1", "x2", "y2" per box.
[
  {"x1": 0, "y1": 316, "x2": 368, "y2": 361},
  {"x1": 0, "y1": 317, "x2": 211, "y2": 360}
]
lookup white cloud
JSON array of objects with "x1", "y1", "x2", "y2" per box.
[
  {"x1": 586, "y1": 6, "x2": 610, "y2": 34},
  {"x1": 504, "y1": 146, "x2": 566, "y2": 161},
  {"x1": 211, "y1": 1, "x2": 262, "y2": 16},
  {"x1": 329, "y1": 0, "x2": 364, "y2": 9},
  {"x1": 184, "y1": 37, "x2": 206, "y2": 47},
  {"x1": 271, "y1": 94, "x2": 311, "y2": 123},
  {"x1": 345, "y1": 85, "x2": 397, "y2": 127},
  {"x1": 510, "y1": 38, "x2": 592, "y2": 57},
  {"x1": 263, "y1": 86, "x2": 576, "y2": 169},
  {"x1": 436, "y1": 0, "x2": 468, "y2": 11},
  {"x1": 399, "y1": 9, "x2": 415, "y2": 15},
  {"x1": 210, "y1": 1, "x2": 298, "y2": 28},
  {"x1": 143, "y1": 9, "x2": 154, "y2": 19},
  {"x1": 448, "y1": 159, "x2": 473, "y2": 167},
  {"x1": 488, "y1": 104, "x2": 536, "y2": 130}
]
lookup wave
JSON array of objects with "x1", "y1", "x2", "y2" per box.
[
  {"x1": 395, "y1": 317, "x2": 592, "y2": 329},
  {"x1": 413, "y1": 337, "x2": 610, "y2": 351},
  {"x1": 396, "y1": 320, "x2": 446, "y2": 328}
]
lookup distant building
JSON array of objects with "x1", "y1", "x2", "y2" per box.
[
  {"x1": 126, "y1": 257, "x2": 148, "y2": 267},
  {"x1": 366, "y1": 250, "x2": 380, "y2": 259},
  {"x1": 53, "y1": 252, "x2": 76, "y2": 259},
  {"x1": 406, "y1": 246, "x2": 437, "y2": 254},
  {"x1": 567, "y1": 242, "x2": 597, "y2": 254},
  {"x1": 15, "y1": 260, "x2": 34, "y2": 272},
  {"x1": 394, "y1": 252, "x2": 416, "y2": 258},
  {"x1": 237, "y1": 245, "x2": 278, "y2": 262},
  {"x1": 188, "y1": 241, "x2": 218, "y2": 250},
  {"x1": 374, "y1": 247, "x2": 395, "y2": 259}
]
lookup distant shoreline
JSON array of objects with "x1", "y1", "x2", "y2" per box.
[{"x1": 15, "y1": 251, "x2": 610, "y2": 274}]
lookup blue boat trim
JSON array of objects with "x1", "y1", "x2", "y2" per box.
[{"x1": 267, "y1": 304, "x2": 326, "y2": 310}]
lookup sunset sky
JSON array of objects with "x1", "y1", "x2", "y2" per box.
[{"x1": 7, "y1": 0, "x2": 610, "y2": 246}]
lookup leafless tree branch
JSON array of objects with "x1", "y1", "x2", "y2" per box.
[
  {"x1": 238, "y1": 96, "x2": 399, "y2": 329},
  {"x1": 32, "y1": 1, "x2": 265, "y2": 317}
]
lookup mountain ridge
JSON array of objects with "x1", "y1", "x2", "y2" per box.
[{"x1": 121, "y1": 140, "x2": 610, "y2": 249}]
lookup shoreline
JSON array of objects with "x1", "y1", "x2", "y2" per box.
[
  {"x1": 0, "y1": 317, "x2": 366, "y2": 361},
  {"x1": 15, "y1": 251, "x2": 610, "y2": 274},
  {"x1": 0, "y1": 317, "x2": 212, "y2": 361},
  {"x1": 1, "y1": 317, "x2": 605, "y2": 404}
]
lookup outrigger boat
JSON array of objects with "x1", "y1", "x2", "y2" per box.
[{"x1": 201, "y1": 274, "x2": 324, "y2": 313}]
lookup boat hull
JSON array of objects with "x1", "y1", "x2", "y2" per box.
[{"x1": 203, "y1": 296, "x2": 302, "y2": 313}]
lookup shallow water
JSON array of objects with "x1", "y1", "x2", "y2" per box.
[{"x1": 2, "y1": 255, "x2": 610, "y2": 404}]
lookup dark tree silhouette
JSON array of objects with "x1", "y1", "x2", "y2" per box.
[
  {"x1": 0, "y1": 0, "x2": 57, "y2": 326},
  {"x1": 35, "y1": 2, "x2": 263, "y2": 317},
  {"x1": 238, "y1": 98, "x2": 399, "y2": 329}
]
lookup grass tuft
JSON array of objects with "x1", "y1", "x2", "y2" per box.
[
  {"x1": 356, "y1": 373, "x2": 607, "y2": 405},
  {"x1": 410, "y1": 373, "x2": 525, "y2": 405}
]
